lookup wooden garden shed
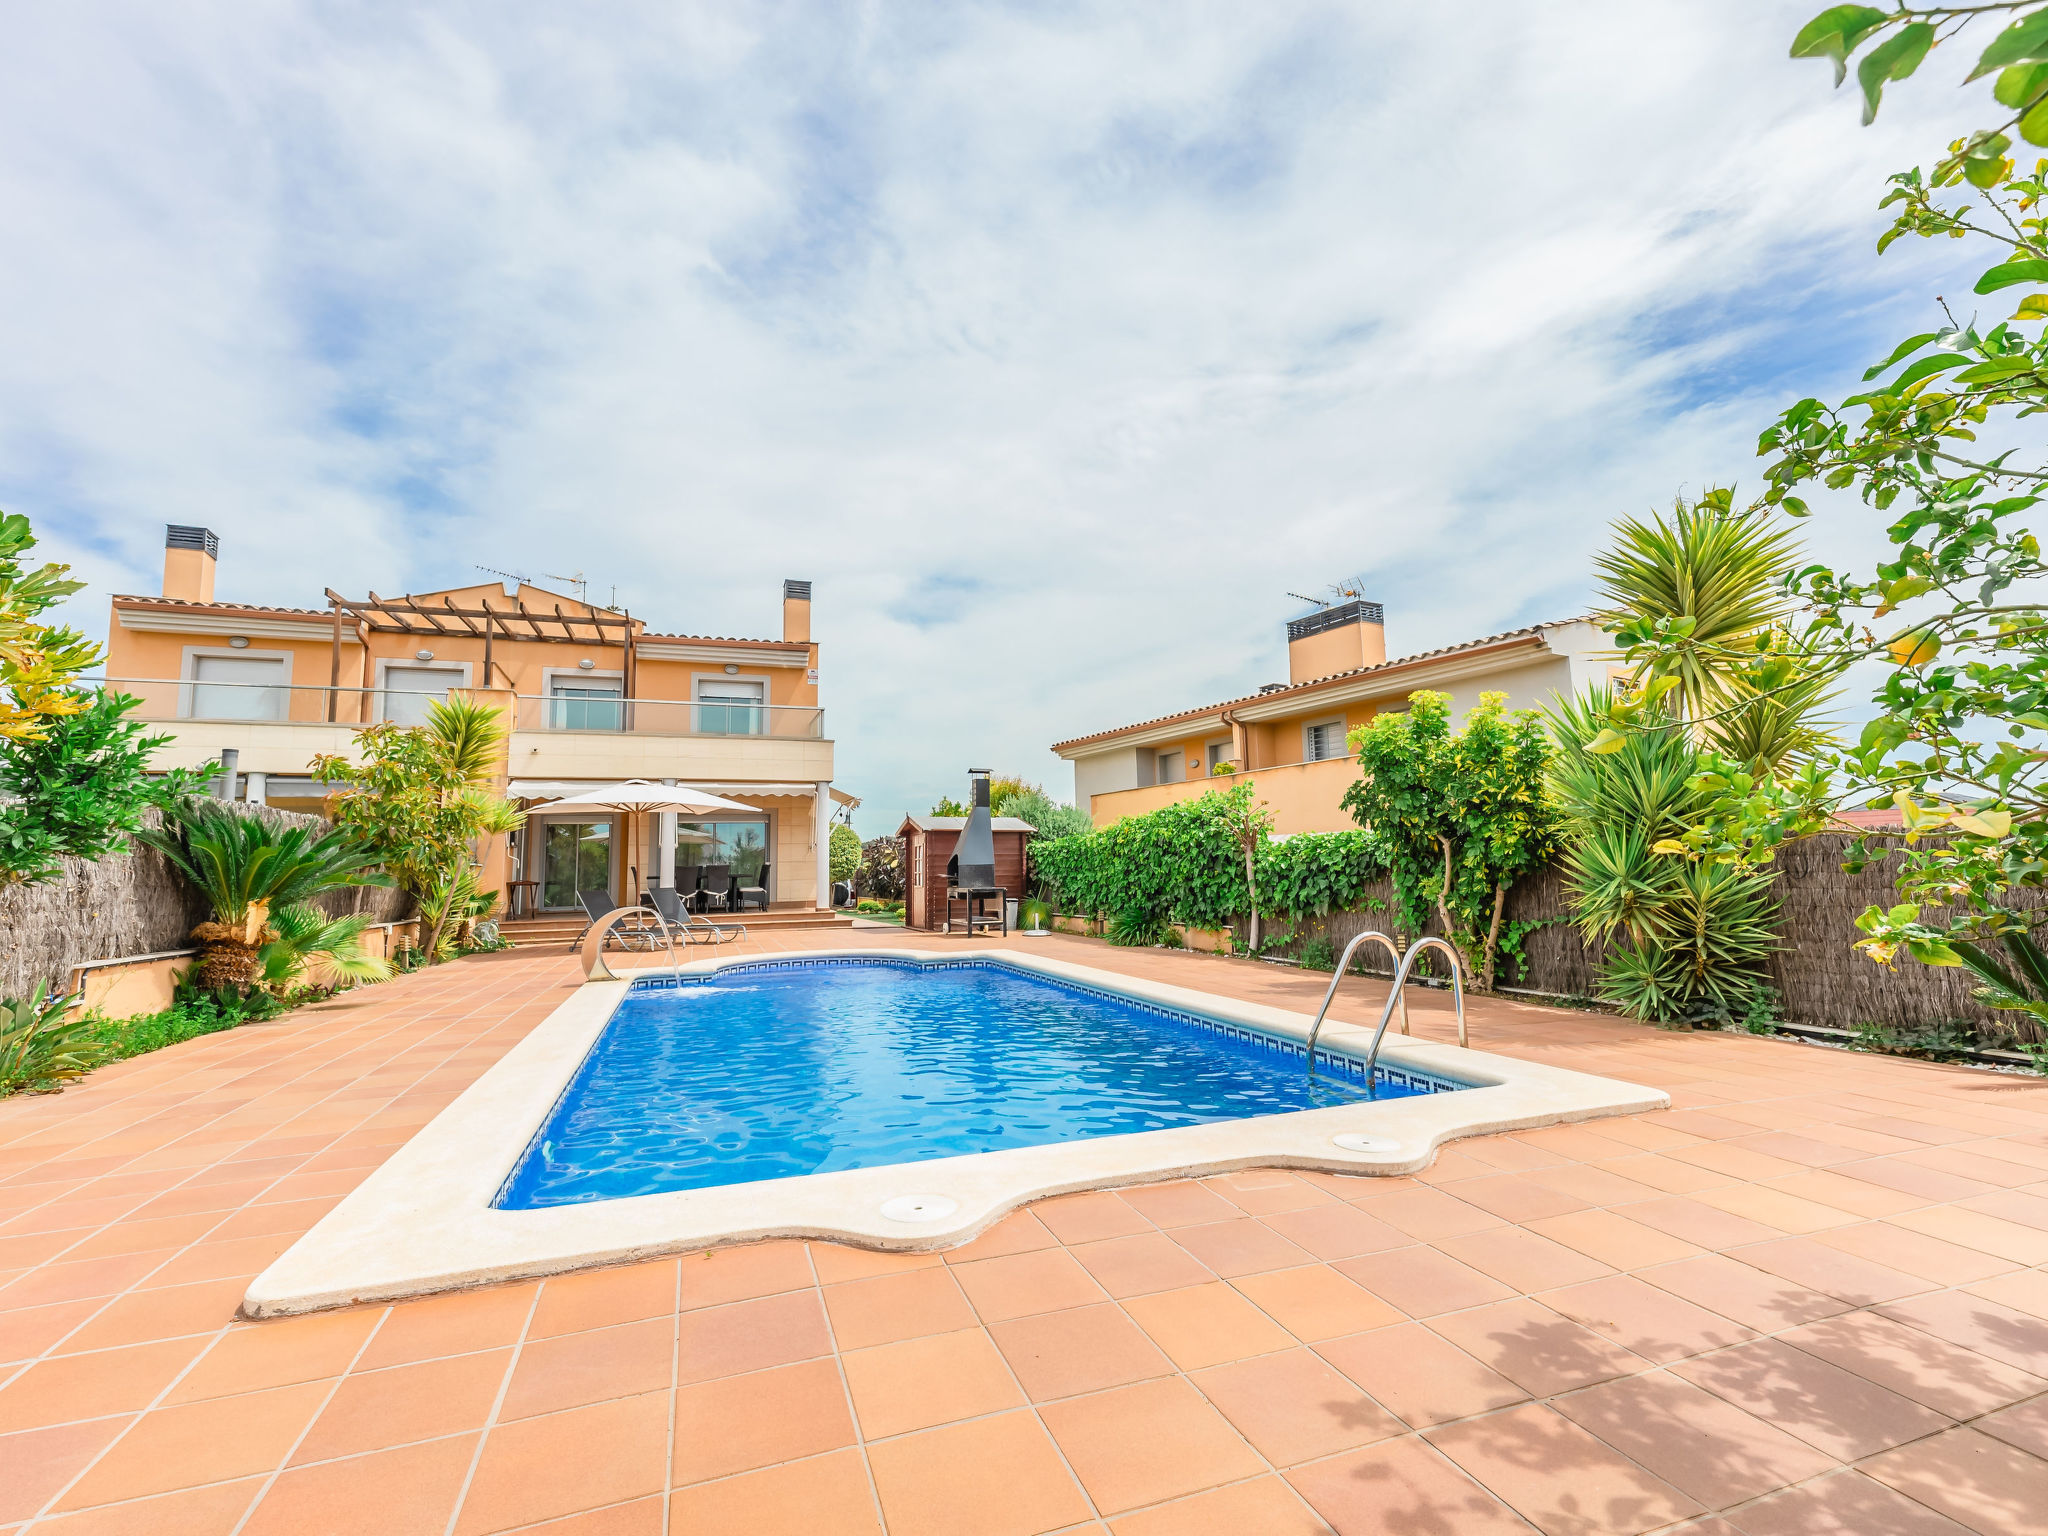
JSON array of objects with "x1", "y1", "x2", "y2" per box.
[{"x1": 896, "y1": 814, "x2": 1034, "y2": 932}]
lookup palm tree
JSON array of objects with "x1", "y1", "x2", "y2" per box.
[
  {"x1": 139, "y1": 800, "x2": 390, "y2": 990},
  {"x1": 420, "y1": 697, "x2": 522, "y2": 961}
]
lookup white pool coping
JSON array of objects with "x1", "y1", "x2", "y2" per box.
[{"x1": 244, "y1": 947, "x2": 1668, "y2": 1316}]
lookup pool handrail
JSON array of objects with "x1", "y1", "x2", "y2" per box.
[
  {"x1": 1304, "y1": 934, "x2": 1466, "y2": 1083},
  {"x1": 580, "y1": 902, "x2": 680, "y2": 983}
]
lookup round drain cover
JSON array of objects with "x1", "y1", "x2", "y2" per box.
[
  {"x1": 879, "y1": 1195, "x2": 959, "y2": 1223},
  {"x1": 1331, "y1": 1132, "x2": 1401, "y2": 1154}
]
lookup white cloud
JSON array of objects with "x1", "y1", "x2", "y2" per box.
[{"x1": 0, "y1": 1, "x2": 1993, "y2": 829}]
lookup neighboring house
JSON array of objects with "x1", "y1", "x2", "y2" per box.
[
  {"x1": 1051, "y1": 598, "x2": 1615, "y2": 832},
  {"x1": 105, "y1": 525, "x2": 853, "y2": 912}
]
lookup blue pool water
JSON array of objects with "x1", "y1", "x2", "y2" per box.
[{"x1": 495, "y1": 958, "x2": 1463, "y2": 1209}]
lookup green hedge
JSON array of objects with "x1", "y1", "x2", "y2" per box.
[{"x1": 1031, "y1": 789, "x2": 1386, "y2": 928}]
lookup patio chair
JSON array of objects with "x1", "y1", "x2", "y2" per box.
[
  {"x1": 676, "y1": 865, "x2": 705, "y2": 913},
  {"x1": 649, "y1": 885, "x2": 744, "y2": 945},
  {"x1": 734, "y1": 864, "x2": 770, "y2": 912},
  {"x1": 696, "y1": 864, "x2": 732, "y2": 912},
  {"x1": 571, "y1": 889, "x2": 664, "y2": 952}
]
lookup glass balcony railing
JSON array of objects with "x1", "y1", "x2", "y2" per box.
[{"x1": 88, "y1": 679, "x2": 827, "y2": 739}]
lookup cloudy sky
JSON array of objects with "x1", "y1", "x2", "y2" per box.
[{"x1": 0, "y1": 3, "x2": 1988, "y2": 831}]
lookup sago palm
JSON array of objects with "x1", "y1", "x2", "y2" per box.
[{"x1": 255, "y1": 904, "x2": 394, "y2": 993}]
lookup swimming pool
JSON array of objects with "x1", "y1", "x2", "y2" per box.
[
  {"x1": 247, "y1": 947, "x2": 1668, "y2": 1317},
  {"x1": 497, "y1": 957, "x2": 1465, "y2": 1208}
]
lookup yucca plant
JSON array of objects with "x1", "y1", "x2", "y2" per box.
[
  {"x1": 138, "y1": 799, "x2": 390, "y2": 990},
  {"x1": 1951, "y1": 930, "x2": 2048, "y2": 1047},
  {"x1": 0, "y1": 984, "x2": 103, "y2": 1094},
  {"x1": 255, "y1": 904, "x2": 395, "y2": 993}
]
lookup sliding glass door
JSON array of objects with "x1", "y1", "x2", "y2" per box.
[{"x1": 540, "y1": 821, "x2": 613, "y2": 909}]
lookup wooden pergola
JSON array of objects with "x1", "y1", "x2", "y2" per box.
[{"x1": 322, "y1": 589, "x2": 642, "y2": 720}]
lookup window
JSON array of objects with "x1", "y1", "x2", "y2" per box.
[
  {"x1": 1205, "y1": 739, "x2": 1234, "y2": 775},
  {"x1": 695, "y1": 679, "x2": 764, "y2": 735},
  {"x1": 380, "y1": 665, "x2": 460, "y2": 726},
  {"x1": 188, "y1": 655, "x2": 286, "y2": 721},
  {"x1": 1156, "y1": 751, "x2": 1182, "y2": 785},
  {"x1": 914, "y1": 842, "x2": 925, "y2": 886},
  {"x1": 548, "y1": 677, "x2": 623, "y2": 732},
  {"x1": 1303, "y1": 719, "x2": 1347, "y2": 762},
  {"x1": 677, "y1": 819, "x2": 770, "y2": 887}
]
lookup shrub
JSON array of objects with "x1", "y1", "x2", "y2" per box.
[
  {"x1": 1297, "y1": 935, "x2": 1338, "y2": 972},
  {"x1": 829, "y1": 822, "x2": 861, "y2": 884},
  {"x1": 0, "y1": 986, "x2": 102, "y2": 1095},
  {"x1": 1107, "y1": 908, "x2": 1174, "y2": 947},
  {"x1": 854, "y1": 836, "x2": 904, "y2": 901}
]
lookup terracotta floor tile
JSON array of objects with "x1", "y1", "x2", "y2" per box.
[
  {"x1": 52, "y1": 1278, "x2": 246, "y2": 1357},
  {"x1": 1817, "y1": 1220, "x2": 2017, "y2": 1286},
  {"x1": 1538, "y1": 1275, "x2": 1755, "y2": 1364},
  {"x1": 1620, "y1": 1196, "x2": 1782, "y2": 1251},
  {"x1": 951, "y1": 1247, "x2": 1105, "y2": 1322},
  {"x1": 165, "y1": 1308, "x2": 380, "y2": 1404},
  {"x1": 1861, "y1": 1426, "x2": 2048, "y2": 1536},
  {"x1": 840, "y1": 1328, "x2": 1022, "y2": 1438},
  {"x1": 1725, "y1": 1469, "x2": 1977, "y2": 1536},
  {"x1": 1365, "y1": 1188, "x2": 1505, "y2": 1242},
  {"x1": 1966, "y1": 1266, "x2": 2048, "y2": 1321},
  {"x1": 59, "y1": 1214, "x2": 217, "y2": 1263},
  {"x1": 454, "y1": 1390, "x2": 668, "y2": 1535},
  {"x1": 1170, "y1": 1218, "x2": 1314, "y2": 1279},
  {"x1": 291, "y1": 1348, "x2": 510, "y2": 1463},
  {"x1": 1425, "y1": 1402, "x2": 1702, "y2": 1535},
  {"x1": 866, "y1": 1409, "x2": 1091, "y2": 1536},
  {"x1": 1877, "y1": 1289, "x2": 2048, "y2": 1377},
  {"x1": 822, "y1": 1267, "x2": 976, "y2": 1351},
  {"x1": 987, "y1": 1303, "x2": 1173, "y2": 1401},
  {"x1": 1109, "y1": 1475, "x2": 1334, "y2": 1536},
  {"x1": 944, "y1": 1209, "x2": 1058, "y2": 1262},
  {"x1": 508, "y1": 1495, "x2": 664, "y2": 1533},
  {"x1": 1192, "y1": 1348, "x2": 1402, "y2": 1465},
  {"x1": 57, "y1": 1378, "x2": 330, "y2": 1508},
  {"x1": 1427, "y1": 1298, "x2": 1648, "y2": 1397},
  {"x1": 140, "y1": 1233, "x2": 295, "y2": 1288},
  {"x1": 1763, "y1": 1167, "x2": 1927, "y2": 1219},
  {"x1": 669, "y1": 1448, "x2": 881, "y2": 1535},
  {"x1": 1123, "y1": 1282, "x2": 1294, "y2": 1371},
  {"x1": 1452, "y1": 1174, "x2": 1595, "y2": 1224},
  {"x1": 1042, "y1": 1375, "x2": 1264, "y2": 1513},
  {"x1": 0, "y1": 1255, "x2": 169, "y2": 1311},
  {"x1": 0, "y1": 1297, "x2": 103, "y2": 1363},
  {"x1": 1205, "y1": 1169, "x2": 1336, "y2": 1216},
  {"x1": 1231, "y1": 1264, "x2": 1401, "y2": 1342},
  {"x1": 500, "y1": 1316, "x2": 671, "y2": 1420},
  {"x1": 356, "y1": 1284, "x2": 534, "y2": 1370},
  {"x1": 28, "y1": 1475, "x2": 265, "y2": 1535},
  {"x1": 676, "y1": 1288, "x2": 833, "y2": 1384},
  {"x1": 1438, "y1": 1226, "x2": 1615, "y2": 1292},
  {"x1": 1523, "y1": 1209, "x2": 1702, "y2": 1271},
  {"x1": 1033, "y1": 1190, "x2": 1154, "y2": 1245},
  {"x1": 1671, "y1": 1337, "x2": 1948, "y2": 1460},
  {"x1": 1640, "y1": 1254, "x2": 1847, "y2": 1332},
  {"x1": 1978, "y1": 1394, "x2": 2048, "y2": 1463},
  {"x1": 1070, "y1": 1232, "x2": 1214, "y2": 1299},
  {"x1": 1888, "y1": 1206, "x2": 2048, "y2": 1267},
  {"x1": 671, "y1": 1356, "x2": 855, "y2": 1482},
  {"x1": 1600, "y1": 1154, "x2": 1730, "y2": 1196},
  {"x1": 0, "y1": 1415, "x2": 136, "y2": 1522},
  {"x1": 1261, "y1": 1202, "x2": 1411, "y2": 1260},
  {"x1": 1780, "y1": 1310, "x2": 2048, "y2": 1418},
  {"x1": 1118, "y1": 1180, "x2": 1241, "y2": 1229},
  {"x1": 242, "y1": 1432, "x2": 476, "y2": 1536},
  {"x1": 1731, "y1": 1235, "x2": 1933, "y2": 1307},
  {"x1": 807, "y1": 1243, "x2": 943, "y2": 1284},
  {"x1": 530, "y1": 1259, "x2": 678, "y2": 1337},
  {"x1": 1287, "y1": 1432, "x2": 1534, "y2": 1536},
  {"x1": 1550, "y1": 1370, "x2": 1834, "y2": 1507},
  {"x1": 1333, "y1": 1247, "x2": 1514, "y2": 1318},
  {"x1": 1317, "y1": 1320, "x2": 1526, "y2": 1429},
  {"x1": 0, "y1": 1336, "x2": 209, "y2": 1435}
]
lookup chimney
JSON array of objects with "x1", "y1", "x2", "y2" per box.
[
  {"x1": 1286, "y1": 599, "x2": 1385, "y2": 684},
  {"x1": 782, "y1": 578, "x2": 812, "y2": 643},
  {"x1": 948, "y1": 770, "x2": 996, "y2": 890},
  {"x1": 163, "y1": 525, "x2": 218, "y2": 603}
]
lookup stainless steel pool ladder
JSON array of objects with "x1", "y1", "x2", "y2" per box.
[
  {"x1": 1304, "y1": 934, "x2": 1465, "y2": 1082},
  {"x1": 579, "y1": 902, "x2": 681, "y2": 983}
]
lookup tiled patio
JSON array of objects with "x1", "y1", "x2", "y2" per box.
[{"x1": 1, "y1": 933, "x2": 2045, "y2": 1535}]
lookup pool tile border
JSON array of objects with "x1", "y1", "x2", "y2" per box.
[{"x1": 243, "y1": 948, "x2": 1668, "y2": 1317}]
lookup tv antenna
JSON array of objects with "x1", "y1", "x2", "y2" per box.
[
  {"x1": 543, "y1": 569, "x2": 589, "y2": 602},
  {"x1": 475, "y1": 563, "x2": 527, "y2": 589}
]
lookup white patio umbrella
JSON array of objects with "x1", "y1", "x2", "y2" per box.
[{"x1": 538, "y1": 779, "x2": 763, "y2": 816}]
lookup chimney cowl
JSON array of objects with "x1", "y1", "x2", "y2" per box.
[
  {"x1": 783, "y1": 579, "x2": 811, "y2": 601},
  {"x1": 165, "y1": 525, "x2": 218, "y2": 557}
]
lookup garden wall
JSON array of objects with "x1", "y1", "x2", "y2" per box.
[
  {"x1": 1262, "y1": 833, "x2": 2042, "y2": 1036},
  {"x1": 0, "y1": 804, "x2": 413, "y2": 1001}
]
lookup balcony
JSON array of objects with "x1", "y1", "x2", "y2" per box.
[{"x1": 99, "y1": 677, "x2": 834, "y2": 784}]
